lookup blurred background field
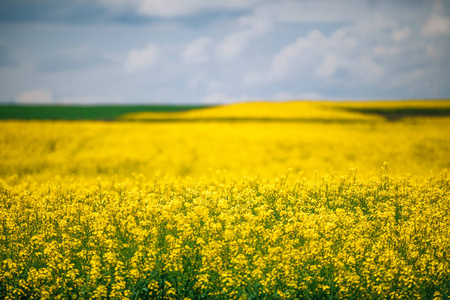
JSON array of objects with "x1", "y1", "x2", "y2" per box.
[
  {"x1": 2, "y1": 100, "x2": 450, "y2": 121},
  {"x1": 120, "y1": 100, "x2": 450, "y2": 122},
  {"x1": 0, "y1": 104, "x2": 207, "y2": 121},
  {"x1": 1, "y1": 100, "x2": 449, "y2": 183}
]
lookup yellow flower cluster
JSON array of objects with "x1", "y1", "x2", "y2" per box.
[
  {"x1": 1, "y1": 114, "x2": 449, "y2": 182},
  {"x1": 0, "y1": 169, "x2": 449, "y2": 299},
  {"x1": 0, "y1": 101, "x2": 449, "y2": 298}
]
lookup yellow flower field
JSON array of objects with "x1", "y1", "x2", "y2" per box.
[{"x1": 1, "y1": 101, "x2": 449, "y2": 299}]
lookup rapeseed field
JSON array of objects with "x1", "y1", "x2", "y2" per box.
[{"x1": 1, "y1": 101, "x2": 449, "y2": 299}]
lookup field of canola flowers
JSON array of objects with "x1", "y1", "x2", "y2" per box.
[{"x1": 1, "y1": 101, "x2": 450, "y2": 299}]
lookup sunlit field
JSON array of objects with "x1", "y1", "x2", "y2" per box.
[{"x1": 1, "y1": 101, "x2": 449, "y2": 299}]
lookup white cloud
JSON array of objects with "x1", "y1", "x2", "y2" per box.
[
  {"x1": 125, "y1": 43, "x2": 160, "y2": 73},
  {"x1": 15, "y1": 90, "x2": 52, "y2": 104},
  {"x1": 247, "y1": 0, "x2": 367, "y2": 24},
  {"x1": 387, "y1": 68, "x2": 427, "y2": 90},
  {"x1": 201, "y1": 92, "x2": 235, "y2": 104},
  {"x1": 187, "y1": 74, "x2": 206, "y2": 90},
  {"x1": 373, "y1": 46, "x2": 400, "y2": 56},
  {"x1": 269, "y1": 30, "x2": 326, "y2": 80},
  {"x1": 216, "y1": 16, "x2": 271, "y2": 59},
  {"x1": 426, "y1": 44, "x2": 435, "y2": 56},
  {"x1": 424, "y1": 42, "x2": 449, "y2": 60},
  {"x1": 315, "y1": 53, "x2": 338, "y2": 78},
  {"x1": 245, "y1": 29, "x2": 361, "y2": 84},
  {"x1": 344, "y1": 57, "x2": 383, "y2": 83},
  {"x1": 422, "y1": 1, "x2": 450, "y2": 37},
  {"x1": 101, "y1": 0, "x2": 259, "y2": 18},
  {"x1": 187, "y1": 74, "x2": 223, "y2": 91},
  {"x1": 245, "y1": 25, "x2": 389, "y2": 88},
  {"x1": 216, "y1": 33, "x2": 248, "y2": 60},
  {"x1": 100, "y1": 0, "x2": 371, "y2": 22},
  {"x1": 392, "y1": 27, "x2": 411, "y2": 42},
  {"x1": 183, "y1": 37, "x2": 212, "y2": 64}
]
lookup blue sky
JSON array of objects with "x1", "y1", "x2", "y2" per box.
[{"x1": 0, "y1": 0, "x2": 449, "y2": 105}]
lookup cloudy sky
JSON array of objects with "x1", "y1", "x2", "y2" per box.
[{"x1": 0, "y1": 0, "x2": 449, "y2": 105}]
